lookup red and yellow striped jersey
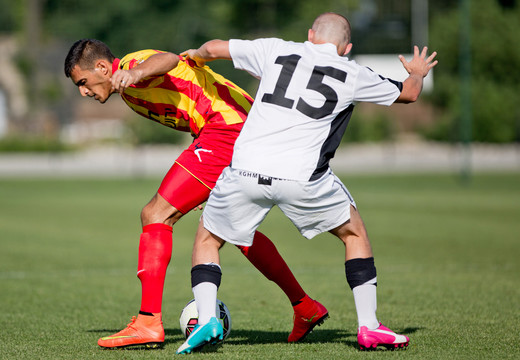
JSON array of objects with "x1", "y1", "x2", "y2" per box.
[{"x1": 113, "y1": 49, "x2": 254, "y2": 136}]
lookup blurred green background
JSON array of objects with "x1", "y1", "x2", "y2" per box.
[{"x1": 0, "y1": 0, "x2": 519, "y2": 149}]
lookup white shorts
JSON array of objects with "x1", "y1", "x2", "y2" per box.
[{"x1": 203, "y1": 167, "x2": 356, "y2": 246}]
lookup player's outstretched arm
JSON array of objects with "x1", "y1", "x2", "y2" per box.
[
  {"x1": 111, "y1": 52, "x2": 180, "y2": 93},
  {"x1": 395, "y1": 46, "x2": 438, "y2": 104},
  {"x1": 181, "y1": 40, "x2": 231, "y2": 67}
]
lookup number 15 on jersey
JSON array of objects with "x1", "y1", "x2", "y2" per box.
[{"x1": 261, "y1": 54, "x2": 347, "y2": 119}]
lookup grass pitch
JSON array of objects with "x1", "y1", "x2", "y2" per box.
[{"x1": 1, "y1": 173, "x2": 519, "y2": 359}]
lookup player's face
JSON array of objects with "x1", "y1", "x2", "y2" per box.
[{"x1": 70, "y1": 64, "x2": 113, "y2": 103}]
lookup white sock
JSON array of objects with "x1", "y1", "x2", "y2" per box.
[
  {"x1": 352, "y1": 277, "x2": 379, "y2": 330},
  {"x1": 193, "y1": 282, "x2": 217, "y2": 325}
]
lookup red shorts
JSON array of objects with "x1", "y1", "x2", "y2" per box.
[{"x1": 158, "y1": 123, "x2": 242, "y2": 214}]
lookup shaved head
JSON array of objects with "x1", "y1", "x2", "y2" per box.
[{"x1": 310, "y1": 12, "x2": 351, "y2": 50}]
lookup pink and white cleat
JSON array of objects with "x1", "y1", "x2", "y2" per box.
[{"x1": 357, "y1": 323, "x2": 409, "y2": 350}]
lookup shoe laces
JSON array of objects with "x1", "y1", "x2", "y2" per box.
[{"x1": 125, "y1": 316, "x2": 138, "y2": 330}]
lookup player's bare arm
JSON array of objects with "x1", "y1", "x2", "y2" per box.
[
  {"x1": 112, "y1": 52, "x2": 180, "y2": 93},
  {"x1": 181, "y1": 40, "x2": 231, "y2": 67},
  {"x1": 395, "y1": 46, "x2": 438, "y2": 103}
]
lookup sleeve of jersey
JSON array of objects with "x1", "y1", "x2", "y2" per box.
[
  {"x1": 353, "y1": 66, "x2": 403, "y2": 106},
  {"x1": 229, "y1": 38, "x2": 278, "y2": 79}
]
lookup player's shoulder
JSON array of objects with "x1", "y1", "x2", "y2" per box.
[
  {"x1": 237, "y1": 37, "x2": 285, "y2": 44},
  {"x1": 120, "y1": 49, "x2": 166, "y2": 69},
  {"x1": 234, "y1": 37, "x2": 296, "y2": 51}
]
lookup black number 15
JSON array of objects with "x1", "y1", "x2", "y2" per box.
[{"x1": 261, "y1": 54, "x2": 347, "y2": 119}]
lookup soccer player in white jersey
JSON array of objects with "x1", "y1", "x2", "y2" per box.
[{"x1": 177, "y1": 12, "x2": 438, "y2": 354}]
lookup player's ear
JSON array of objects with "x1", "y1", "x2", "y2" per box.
[
  {"x1": 343, "y1": 43, "x2": 353, "y2": 56},
  {"x1": 95, "y1": 60, "x2": 111, "y2": 76},
  {"x1": 308, "y1": 29, "x2": 314, "y2": 42}
]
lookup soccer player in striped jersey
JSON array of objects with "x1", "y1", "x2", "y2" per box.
[{"x1": 64, "y1": 39, "x2": 327, "y2": 349}]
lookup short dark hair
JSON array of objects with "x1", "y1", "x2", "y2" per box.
[{"x1": 64, "y1": 39, "x2": 116, "y2": 77}]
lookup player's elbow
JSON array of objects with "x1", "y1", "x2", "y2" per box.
[
  {"x1": 164, "y1": 52, "x2": 180, "y2": 65},
  {"x1": 405, "y1": 93, "x2": 419, "y2": 103},
  {"x1": 396, "y1": 85, "x2": 421, "y2": 103},
  {"x1": 395, "y1": 93, "x2": 418, "y2": 104},
  {"x1": 204, "y1": 40, "x2": 230, "y2": 60}
]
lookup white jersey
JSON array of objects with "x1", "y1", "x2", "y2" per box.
[{"x1": 229, "y1": 38, "x2": 402, "y2": 181}]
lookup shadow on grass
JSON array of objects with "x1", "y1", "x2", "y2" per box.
[
  {"x1": 88, "y1": 326, "x2": 423, "y2": 350},
  {"x1": 87, "y1": 327, "x2": 350, "y2": 347}
]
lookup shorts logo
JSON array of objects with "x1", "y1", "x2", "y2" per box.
[
  {"x1": 194, "y1": 146, "x2": 213, "y2": 162},
  {"x1": 258, "y1": 175, "x2": 272, "y2": 185},
  {"x1": 238, "y1": 171, "x2": 258, "y2": 178},
  {"x1": 237, "y1": 170, "x2": 284, "y2": 185}
]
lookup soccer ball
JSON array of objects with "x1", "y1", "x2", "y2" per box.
[{"x1": 179, "y1": 299, "x2": 232, "y2": 340}]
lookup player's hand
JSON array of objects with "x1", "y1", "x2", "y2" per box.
[
  {"x1": 111, "y1": 69, "x2": 143, "y2": 94},
  {"x1": 399, "y1": 46, "x2": 438, "y2": 78},
  {"x1": 180, "y1": 49, "x2": 206, "y2": 67}
]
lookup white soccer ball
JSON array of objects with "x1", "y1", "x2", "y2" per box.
[{"x1": 179, "y1": 299, "x2": 232, "y2": 340}]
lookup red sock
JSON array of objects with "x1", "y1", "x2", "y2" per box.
[
  {"x1": 237, "y1": 231, "x2": 305, "y2": 303},
  {"x1": 137, "y1": 223, "x2": 173, "y2": 313}
]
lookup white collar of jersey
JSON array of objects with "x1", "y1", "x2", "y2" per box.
[{"x1": 304, "y1": 41, "x2": 339, "y2": 55}]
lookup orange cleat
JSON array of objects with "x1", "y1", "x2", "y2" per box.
[
  {"x1": 288, "y1": 296, "x2": 329, "y2": 342},
  {"x1": 98, "y1": 312, "x2": 164, "y2": 349}
]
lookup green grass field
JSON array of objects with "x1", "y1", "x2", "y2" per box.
[{"x1": 1, "y1": 173, "x2": 519, "y2": 359}]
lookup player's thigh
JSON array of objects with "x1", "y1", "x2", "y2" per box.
[
  {"x1": 328, "y1": 204, "x2": 368, "y2": 241},
  {"x1": 203, "y1": 167, "x2": 274, "y2": 247},
  {"x1": 158, "y1": 162, "x2": 211, "y2": 214},
  {"x1": 277, "y1": 170, "x2": 356, "y2": 239}
]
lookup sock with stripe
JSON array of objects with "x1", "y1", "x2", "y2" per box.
[
  {"x1": 346, "y1": 257, "x2": 379, "y2": 330},
  {"x1": 191, "y1": 263, "x2": 222, "y2": 325}
]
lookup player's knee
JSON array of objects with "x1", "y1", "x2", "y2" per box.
[
  {"x1": 140, "y1": 201, "x2": 182, "y2": 227},
  {"x1": 140, "y1": 203, "x2": 157, "y2": 224},
  {"x1": 197, "y1": 233, "x2": 225, "y2": 251}
]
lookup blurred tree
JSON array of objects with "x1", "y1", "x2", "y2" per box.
[
  {"x1": 497, "y1": 0, "x2": 516, "y2": 8},
  {"x1": 11, "y1": 0, "x2": 516, "y2": 145},
  {"x1": 0, "y1": 0, "x2": 22, "y2": 32},
  {"x1": 427, "y1": 0, "x2": 520, "y2": 143},
  {"x1": 43, "y1": 0, "x2": 359, "y2": 88}
]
